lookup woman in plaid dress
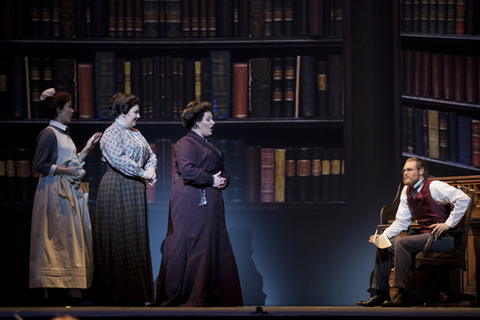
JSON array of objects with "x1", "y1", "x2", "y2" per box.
[{"x1": 93, "y1": 93, "x2": 157, "y2": 306}]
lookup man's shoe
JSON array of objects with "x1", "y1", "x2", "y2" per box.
[
  {"x1": 382, "y1": 290, "x2": 412, "y2": 307},
  {"x1": 356, "y1": 293, "x2": 390, "y2": 307}
]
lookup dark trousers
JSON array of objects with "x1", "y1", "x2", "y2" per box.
[{"x1": 371, "y1": 233, "x2": 454, "y2": 292}]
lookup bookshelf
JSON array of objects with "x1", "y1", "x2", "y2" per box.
[{"x1": 399, "y1": 1, "x2": 480, "y2": 175}]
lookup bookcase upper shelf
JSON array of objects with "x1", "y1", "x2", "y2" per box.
[
  {"x1": 402, "y1": 152, "x2": 480, "y2": 173},
  {"x1": 401, "y1": 33, "x2": 480, "y2": 42},
  {"x1": 402, "y1": 96, "x2": 480, "y2": 112}
]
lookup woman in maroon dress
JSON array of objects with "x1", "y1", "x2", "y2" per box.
[{"x1": 154, "y1": 101, "x2": 243, "y2": 307}]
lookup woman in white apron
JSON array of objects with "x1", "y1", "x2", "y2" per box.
[{"x1": 29, "y1": 88, "x2": 102, "y2": 306}]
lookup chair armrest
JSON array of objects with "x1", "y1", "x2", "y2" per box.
[{"x1": 421, "y1": 234, "x2": 435, "y2": 258}]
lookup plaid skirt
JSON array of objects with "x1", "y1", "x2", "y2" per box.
[{"x1": 93, "y1": 166, "x2": 154, "y2": 304}]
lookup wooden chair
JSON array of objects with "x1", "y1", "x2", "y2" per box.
[{"x1": 411, "y1": 185, "x2": 476, "y2": 307}]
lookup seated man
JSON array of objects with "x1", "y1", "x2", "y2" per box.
[{"x1": 356, "y1": 157, "x2": 471, "y2": 307}]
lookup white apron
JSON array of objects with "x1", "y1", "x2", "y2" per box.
[{"x1": 29, "y1": 127, "x2": 93, "y2": 289}]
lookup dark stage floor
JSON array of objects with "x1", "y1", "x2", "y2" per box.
[{"x1": 1, "y1": 306, "x2": 480, "y2": 319}]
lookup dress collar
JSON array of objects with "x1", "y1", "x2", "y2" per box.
[{"x1": 49, "y1": 120, "x2": 68, "y2": 132}]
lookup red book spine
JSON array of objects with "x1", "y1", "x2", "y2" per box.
[
  {"x1": 77, "y1": 63, "x2": 95, "y2": 119},
  {"x1": 431, "y1": 53, "x2": 443, "y2": 99},
  {"x1": 260, "y1": 148, "x2": 275, "y2": 203},
  {"x1": 442, "y1": 54, "x2": 454, "y2": 100},
  {"x1": 421, "y1": 51, "x2": 431, "y2": 97},
  {"x1": 453, "y1": 55, "x2": 465, "y2": 102},
  {"x1": 473, "y1": 119, "x2": 480, "y2": 168},
  {"x1": 465, "y1": 56, "x2": 478, "y2": 103},
  {"x1": 413, "y1": 51, "x2": 422, "y2": 96},
  {"x1": 232, "y1": 63, "x2": 248, "y2": 118},
  {"x1": 455, "y1": 0, "x2": 465, "y2": 35}
]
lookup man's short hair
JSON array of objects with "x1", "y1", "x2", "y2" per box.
[{"x1": 406, "y1": 157, "x2": 429, "y2": 179}]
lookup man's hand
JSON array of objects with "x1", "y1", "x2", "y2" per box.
[
  {"x1": 369, "y1": 234, "x2": 381, "y2": 243},
  {"x1": 430, "y1": 223, "x2": 450, "y2": 237}
]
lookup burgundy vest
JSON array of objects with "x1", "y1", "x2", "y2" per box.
[{"x1": 406, "y1": 180, "x2": 448, "y2": 234}]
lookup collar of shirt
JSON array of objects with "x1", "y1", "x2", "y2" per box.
[
  {"x1": 413, "y1": 178, "x2": 425, "y2": 192},
  {"x1": 49, "y1": 120, "x2": 68, "y2": 132}
]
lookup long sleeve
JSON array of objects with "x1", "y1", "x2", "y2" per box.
[
  {"x1": 383, "y1": 186, "x2": 412, "y2": 239},
  {"x1": 33, "y1": 128, "x2": 58, "y2": 176},
  {"x1": 429, "y1": 180, "x2": 471, "y2": 228}
]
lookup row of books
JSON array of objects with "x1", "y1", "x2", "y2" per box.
[
  {"x1": 1, "y1": 0, "x2": 343, "y2": 39},
  {"x1": 401, "y1": 106, "x2": 480, "y2": 168},
  {"x1": 0, "y1": 52, "x2": 344, "y2": 120},
  {"x1": 0, "y1": 142, "x2": 345, "y2": 204},
  {"x1": 400, "y1": 0, "x2": 479, "y2": 35},
  {"x1": 402, "y1": 50, "x2": 479, "y2": 104}
]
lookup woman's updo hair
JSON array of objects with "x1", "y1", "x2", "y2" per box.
[
  {"x1": 109, "y1": 93, "x2": 141, "y2": 116},
  {"x1": 44, "y1": 91, "x2": 72, "y2": 120},
  {"x1": 181, "y1": 101, "x2": 214, "y2": 130}
]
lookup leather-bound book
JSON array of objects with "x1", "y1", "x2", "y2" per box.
[
  {"x1": 232, "y1": 63, "x2": 248, "y2": 118},
  {"x1": 320, "y1": 148, "x2": 331, "y2": 202},
  {"x1": 108, "y1": 0, "x2": 118, "y2": 37},
  {"x1": 308, "y1": 0, "x2": 324, "y2": 36},
  {"x1": 442, "y1": 54, "x2": 453, "y2": 100},
  {"x1": 333, "y1": 0, "x2": 343, "y2": 37},
  {"x1": 296, "y1": 147, "x2": 312, "y2": 202},
  {"x1": 436, "y1": 0, "x2": 446, "y2": 33},
  {"x1": 5, "y1": 149, "x2": 16, "y2": 203},
  {"x1": 165, "y1": 56, "x2": 173, "y2": 119},
  {"x1": 191, "y1": 0, "x2": 200, "y2": 37},
  {"x1": 195, "y1": 60, "x2": 201, "y2": 102},
  {"x1": 249, "y1": 58, "x2": 271, "y2": 118},
  {"x1": 465, "y1": 56, "x2": 478, "y2": 103},
  {"x1": 92, "y1": 0, "x2": 109, "y2": 37},
  {"x1": 431, "y1": 53, "x2": 442, "y2": 98},
  {"x1": 317, "y1": 60, "x2": 328, "y2": 117},
  {"x1": 207, "y1": 0, "x2": 216, "y2": 37},
  {"x1": 153, "y1": 56, "x2": 161, "y2": 118},
  {"x1": 199, "y1": 0, "x2": 207, "y2": 37},
  {"x1": 453, "y1": 55, "x2": 465, "y2": 102},
  {"x1": 330, "y1": 148, "x2": 342, "y2": 202},
  {"x1": 458, "y1": 115, "x2": 472, "y2": 165},
  {"x1": 403, "y1": 50, "x2": 414, "y2": 95},
  {"x1": 260, "y1": 148, "x2": 275, "y2": 203},
  {"x1": 244, "y1": 145, "x2": 260, "y2": 202},
  {"x1": 172, "y1": 58, "x2": 179, "y2": 118},
  {"x1": 420, "y1": 0, "x2": 429, "y2": 33},
  {"x1": 237, "y1": 0, "x2": 249, "y2": 37},
  {"x1": 125, "y1": 0, "x2": 134, "y2": 37},
  {"x1": 299, "y1": 0, "x2": 309, "y2": 36},
  {"x1": 181, "y1": 0, "x2": 191, "y2": 37},
  {"x1": 134, "y1": 0, "x2": 143, "y2": 37},
  {"x1": 117, "y1": 0, "x2": 125, "y2": 37},
  {"x1": 210, "y1": 51, "x2": 231, "y2": 118},
  {"x1": 299, "y1": 56, "x2": 316, "y2": 118},
  {"x1": 30, "y1": 0, "x2": 41, "y2": 37},
  {"x1": 272, "y1": 0, "x2": 284, "y2": 36},
  {"x1": 421, "y1": 51, "x2": 431, "y2": 97},
  {"x1": 159, "y1": 0, "x2": 166, "y2": 37},
  {"x1": 177, "y1": 58, "x2": 184, "y2": 118},
  {"x1": 284, "y1": 147, "x2": 296, "y2": 202},
  {"x1": 77, "y1": 63, "x2": 95, "y2": 119},
  {"x1": 428, "y1": 0, "x2": 437, "y2": 33},
  {"x1": 465, "y1": 0, "x2": 475, "y2": 35},
  {"x1": 311, "y1": 147, "x2": 322, "y2": 202},
  {"x1": 0, "y1": 62, "x2": 9, "y2": 119},
  {"x1": 226, "y1": 140, "x2": 245, "y2": 203},
  {"x1": 472, "y1": 119, "x2": 480, "y2": 167},
  {"x1": 448, "y1": 112, "x2": 458, "y2": 162},
  {"x1": 274, "y1": 148, "x2": 286, "y2": 202},
  {"x1": 41, "y1": 0, "x2": 52, "y2": 37},
  {"x1": 413, "y1": 50, "x2": 421, "y2": 96},
  {"x1": 166, "y1": 0, "x2": 181, "y2": 37},
  {"x1": 446, "y1": 0, "x2": 455, "y2": 33},
  {"x1": 217, "y1": 0, "x2": 232, "y2": 37},
  {"x1": 41, "y1": 58, "x2": 54, "y2": 92},
  {"x1": 11, "y1": 57, "x2": 27, "y2": 119},
  {"x1": 428, "y1": 109, "x2": 440, "y2": 159},
  {"x1": 85, "y1": 0, "x2": 92, "y2": 37},
  {"x1": 147, "y1": 58, "x2": 155, "y2": 119},
  {"x1": 411, "y1": 0, "x2": 420, "y2": 32},
  {"x1": 160, "y1": 57, "x2": 166, "y2": 117},
  {"x1": 422, "y1": 109, "x2": 429, "y2": 157},
  {"x1": 200, "y1": 57, "x2": 211, "y2": 103},
  {"x1": 131, "y1": 58, "x2": 142, "y2": 102},
  {"x1": 404, "y1": 0, "x2": 413, "y2": 32},
  {"x1": 184, "y1": 58, "x2": 196, "y2": 106},
  {"x1": 249, "y1": 0, "x2": 265, "y2": 37},
  {"x1": 60, "y1": 0, "x2": 75, "y2": 38},
  {"x1": 29, "y1": 58, "x2": 43, "y2": 119},
  {"x1": 414, "y1": 108, "x2": 424, "y2": 155},
  {"x1": 327, "y1": 55, "x2": 342, "y2": 117},
  {"x1": 439, "y1": 111, "x2": 448, "y2": 161},
  {"x1": 264, "y1": 0, "x2": 272, "y2": 36},
  {"x1": 94, "y1": 52, "x2": 115, "y2": 119},
  {"x1": 233, "y1": 0, "x2": 239, "y2": 37},
  {"x1": 283, "y1": 57, "x2": 296, "y2": 118},
  {"x1": 271, "y1": 57, "x2": 283, "y2": 118},
  {"x1": 142, "y1": 58, "x2": 149, "y2": 116},
  {"x1": 455, "y1": 0, "x2": 465, "y2": 34},
  {"x1": 125, "y1": 60, "x2": 131, "y2": 93},
  {"x1": 144, "y1": 0, "x2": 159, "y2": 37},
  {"x1": 55, "y1": 59, "x2": 77, "y2": 115},
  {"x1": 283, "y1": 0, "x2": 294, "y2": 36}
]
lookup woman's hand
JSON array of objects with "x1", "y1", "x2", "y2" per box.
[
  {"x1": 56, "y1": 166, "x2": 83, "y2": 177},
  {"x1": 212, "y1": 171, "x2": 227, "y2": 190},
  {"x1": 144, "y1": 167, "x2": 156, "y2": 180},
  {"x1": 85, "y1": 132, "x2": 102, "y2": 151}
]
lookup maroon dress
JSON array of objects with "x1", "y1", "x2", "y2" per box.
[{"x1": 154, "y1": 131, "x2": 243, "y2": 307}]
